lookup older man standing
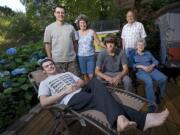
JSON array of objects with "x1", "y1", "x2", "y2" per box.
[
  {"x1": 43, "y1": 5, "x2": 79, "y2": 75},
  {"x1": 121, "y1": 10, "x2": 147, "y2": 67}
]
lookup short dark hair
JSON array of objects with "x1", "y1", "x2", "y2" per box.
[
  {"x1": 38, "y1": 58, "x2": 55, "y2": 69},
  {"x1": 75, "y1": 14, "x2": 90, "y2": 30},
  {"x1": 52, "y1": 5, "x2": 65, "y2": 13},
  {"x1": 104, "y1": 34, "x2": 117, "y2": 46},
  {"x1": 126, "y1": 9, "x2": 136, "y2": 18}
]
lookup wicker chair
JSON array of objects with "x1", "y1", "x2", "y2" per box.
[{"x1": 28, "y1": 69, "x2": 157, "y2": 135}]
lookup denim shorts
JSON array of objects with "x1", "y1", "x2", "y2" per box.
[{"x1": 78, "y1": 55, "x2": 95, "y2": 74}]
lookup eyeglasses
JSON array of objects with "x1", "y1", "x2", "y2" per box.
[{"x1": 55, "y1": 11, "x2": 65, "y2": 14}]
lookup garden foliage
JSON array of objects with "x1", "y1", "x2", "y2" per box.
[{"x1": 0, "y1": 42, "x2": 45, "y2": 132}]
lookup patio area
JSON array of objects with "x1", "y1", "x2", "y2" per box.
[{"x1": 2, "y1": 79, "x2": 180, "y2": 135}]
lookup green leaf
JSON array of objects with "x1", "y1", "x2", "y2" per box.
[
  {"x1": 24, "y1": 92, "x2": 33, "y2": 100},
  {"x1": 15, "y1": 58, "x2": 22, "y2": 63},
  {"x1": 20, "y1": 84, "x2": 30, "y2": 90},
  {"x1": 3, "y1": 88, "x2": 13, "y2": 94},
  {"x1": 17, "y1": 77, "x2": 27, "y2": 84},
  {"x1": 12, "y1": 82, "x2": 20, "y2": 87}
]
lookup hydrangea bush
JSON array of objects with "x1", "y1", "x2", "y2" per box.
[{"x1": 0, "y1": 42, "x2": 45, "y2": 132}]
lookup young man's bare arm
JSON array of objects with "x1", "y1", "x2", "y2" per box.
[
  {"x1": 45, "y1": 43, "x2": 52, "y2": 59},
  {"x1": 95, "y1": 67, "x2": 112, "y2": 82},
  {"x1": 115, "y1": 64, "x2": 129, "y2": 80},
  {"x1": 73, "y1": 40, "x2": 78, "y2": 53},
  {"x1": 72, "y1": 29, "x2": 78, "y2": 53},
  {"x1": 73, "y1": 79, "x2": 86, "y2": 89},
  {"x1": 40, "y1": 91, "x2": 67, "y2": 108},
  {"x1": 93, "y1": 30, "x2": 106, "y2": 48}
]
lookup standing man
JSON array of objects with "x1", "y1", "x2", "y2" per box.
[
  {"x1": 43, "y1": 5, "x2": 79, "y2": 75},
  {"x1": 121, "y1": 10, "x2": 147, "y2": 67},
  {"x1": 95, "y1": 34, "x2": 133, "y2": 92}
]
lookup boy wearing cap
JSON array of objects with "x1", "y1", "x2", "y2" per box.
[{"x1": 95, "y1": 34, "x2": 133, "y2": 91}]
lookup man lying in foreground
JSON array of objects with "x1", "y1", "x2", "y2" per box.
[{"x1": 38, "y1": 58, "x2": 169, "y2": 133}]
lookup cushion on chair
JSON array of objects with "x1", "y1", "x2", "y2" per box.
[
  {"x1": 112, "y1": 91, "x2": 145, "y2": 111},
  {"x1": 30, "y1": 68, "x2": 64, "y2": 86},
  {"x1": 80, "y1": 110, "x2": 118, "y2": 134},
  {"x1": 81, "y1": 110, "x2": 111, "y2": 129},
  {"x1": 30, "y1": 69, "x2": 47, "y2": 85}
]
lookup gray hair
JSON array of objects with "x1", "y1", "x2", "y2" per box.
[
  {"x1": 75, "y1": 14, "x2": 90, "y2": 30},
  {"x1": 136, "y1": 39, "x2": 145, "y2": 46}
]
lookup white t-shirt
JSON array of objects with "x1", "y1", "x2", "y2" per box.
[{"x1": 38, "y1": 72, "x2": 81, "y2": 105}]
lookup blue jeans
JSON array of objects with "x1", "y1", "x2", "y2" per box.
[
  {"x1": 68, "y1": 78, "x2": 146, "y2": 130},
  {"x1": 125, "y1": 48, "x2": 136, "y2": 67},
  {"x1": 78, "y1": 55, "x2": 95, "y2": 74},
  {"x1": 136, "y1": 69, "x2": 167, "y2": 103}
]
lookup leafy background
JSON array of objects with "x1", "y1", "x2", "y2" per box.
[{"x1": 0, "y1": 42, "x2": 45, "y2": 132}]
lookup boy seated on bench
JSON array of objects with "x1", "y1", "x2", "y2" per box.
[
  {"x1": 95, "y1": 34, "x2": 133, "y2": 91},
  {"x1": 38, "y1": 58, "x2": 169, "y2": 133}
]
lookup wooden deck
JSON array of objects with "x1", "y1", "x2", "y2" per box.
[{"x1": 2, "y1": 81, "x2": 180, "y2": 135}]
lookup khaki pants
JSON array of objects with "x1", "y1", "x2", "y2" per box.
[
  {"x1": 97, "y1": 72, "x2": 133, "y2": 92},
  {"x1": 55, "y1": 60, "x2": 80, "y2": 76}
]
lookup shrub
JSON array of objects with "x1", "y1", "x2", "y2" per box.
[{"x1": 0, "y1": 41, "x2": 45, "y2": 133}]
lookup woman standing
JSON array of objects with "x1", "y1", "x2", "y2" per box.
[{"x1": 76, "y1": 14, "x2": 106, "y2": 83}]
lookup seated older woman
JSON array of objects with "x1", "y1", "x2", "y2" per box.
[{"x1": 133, "y1": 39, "x2": 167, "y2": 112}]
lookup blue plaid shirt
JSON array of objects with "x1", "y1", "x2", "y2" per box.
[{"x1": 133, "y1": 51, "x2": 159, "y2": 70}]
